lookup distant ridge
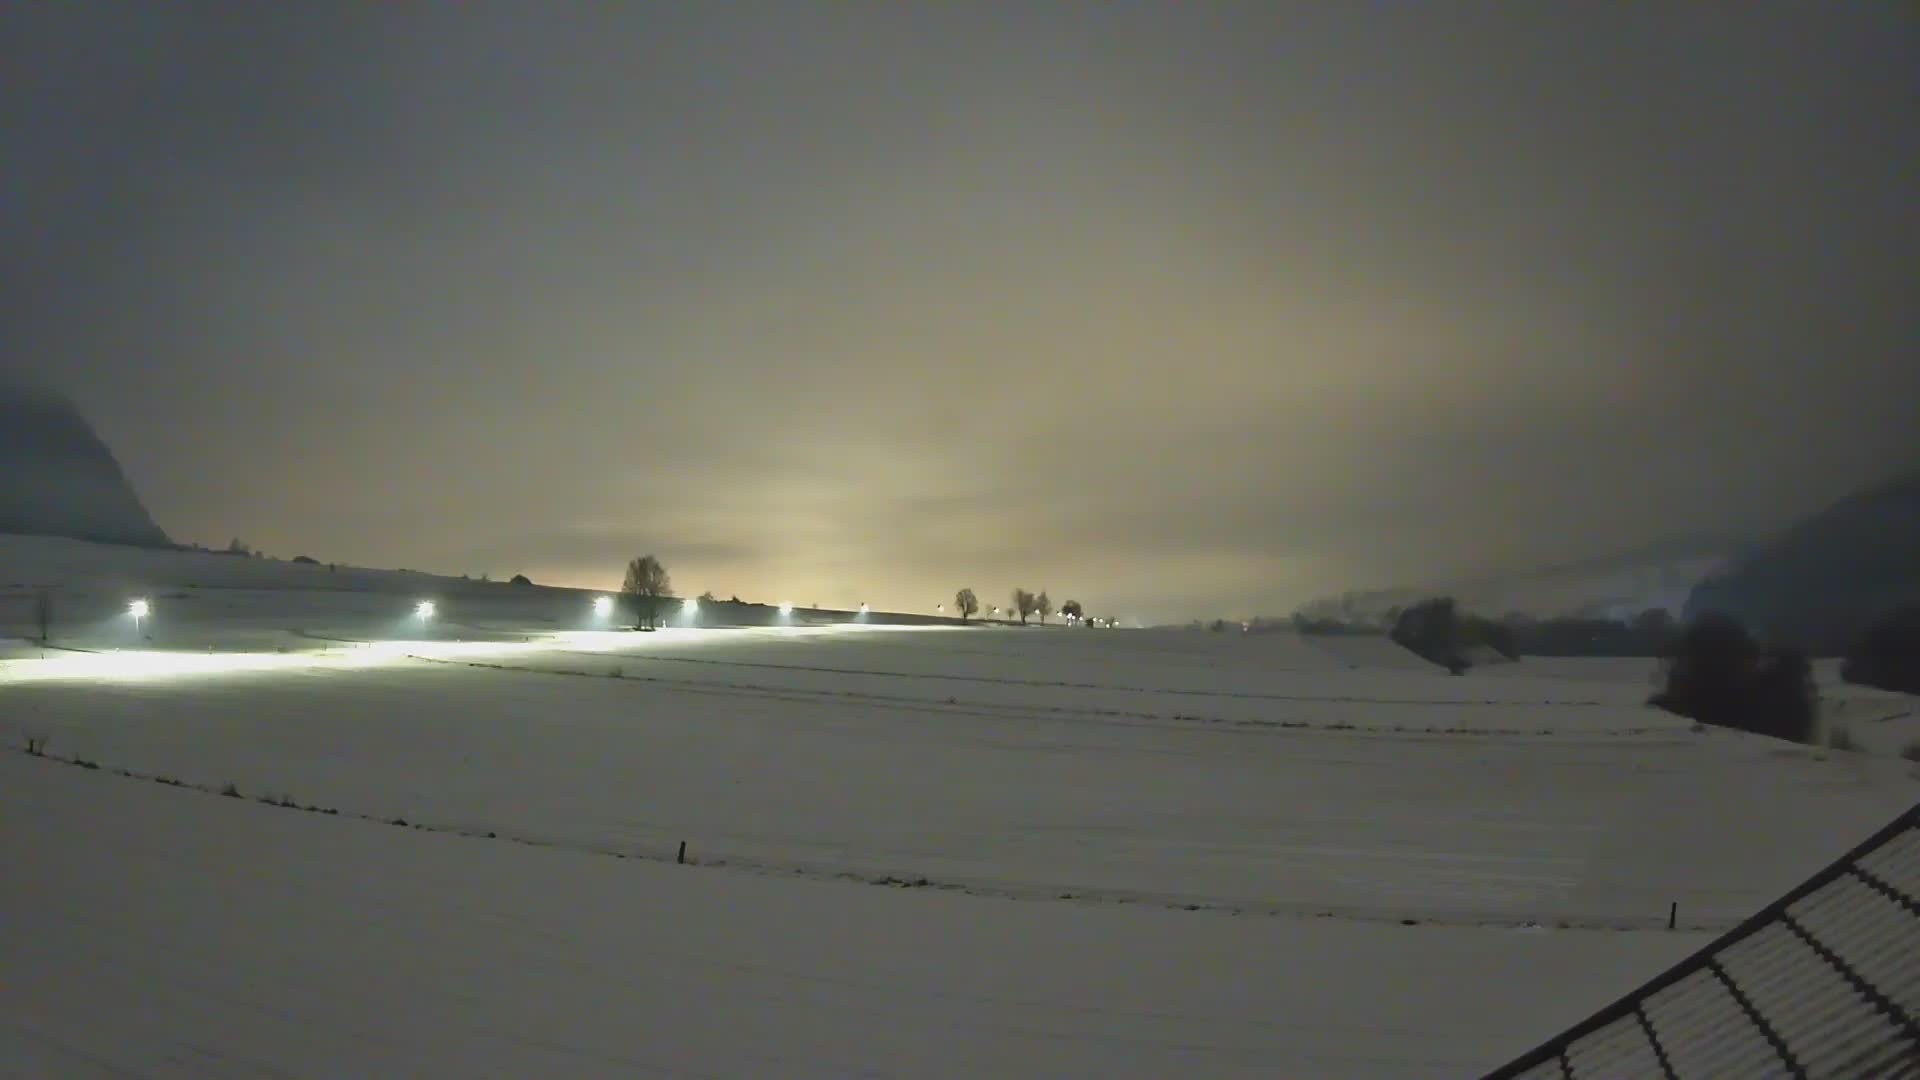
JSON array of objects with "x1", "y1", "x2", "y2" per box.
[
  {"x1": 0, "y1": 382, "x2": 171, "y2": 549},
  {"x1": 1685, "y1": 473, "x2": 1920, "y2": 650}
]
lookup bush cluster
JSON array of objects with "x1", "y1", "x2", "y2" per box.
[{"x1": 1650, "y1": 613, "x2": 1816, "y2": 744}]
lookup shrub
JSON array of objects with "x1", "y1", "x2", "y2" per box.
[
  {"x1": 1650, "y1": 614, "x2": 1817, "y2": 744},
  {"x1": 220, "y1": 782, "x2": 242, "y2": 798},
  {"x1": 291, "y1": 555, "x2": 320, "y2": 565},
  {"x1": 509, "y1": 573, "x2": 533, "y2": 586},
  {"x1": 1901, "y1": 739, "x2": 1920, "y2": 763}
]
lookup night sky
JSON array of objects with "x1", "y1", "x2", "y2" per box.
[{"x1": 4, "y1": 5, "x2": 1914, "y2": 619}]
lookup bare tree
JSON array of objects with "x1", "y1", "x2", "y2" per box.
[
  {"x1": 1036, "y1": 591, "x2": 1053, "y2": 625},
  {"x1": 622, "y1": 555, "x2": 673, "y2": 629},
  {"x1": 1061, "y1": 599, "x2": 1084, "y2": 623},
  {"x1": 955, "y1": 588, "x2": 979, "y2": 622},
  {"x1": 1011, "y1": 587, "x2": 1037, "y2": 625}
]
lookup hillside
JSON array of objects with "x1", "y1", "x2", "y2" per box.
[
  {"x1": 1685, "y1": 474, "x2": 1920, "y2": 650},
  {"x1": 0, "y1": 383, "x2": 170, "y2": 548}
]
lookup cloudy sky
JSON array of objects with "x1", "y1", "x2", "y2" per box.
[{"x1": 4, "y1": 4, "x2": 1914, "y2": 619}]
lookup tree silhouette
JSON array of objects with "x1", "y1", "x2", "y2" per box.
[
  {"x1": 1011, "y1": 588, "x2": 1037, "y2": 625},
  {"x1": 954, "y1": 588, "x2": 980, "y2": 621},
  {"x1": 622, "y1": 555, "x2": 672, "y2": 629},
  {"x1": 1036, "y1": 591, "x2": 1053, "y2": 625}
]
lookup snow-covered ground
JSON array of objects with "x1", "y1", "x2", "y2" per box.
[
  {"x1": 2, "y1": 752, "x2": 1712, "y2": 1078},
  {"x1": 3, "y1": 535, "x2": 1916, "y2": 1076}
]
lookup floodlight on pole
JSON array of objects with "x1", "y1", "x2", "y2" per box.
[
  {"x1": 779, "y1": 601, "x2": 794, "y2": 615},
  {"x1": 128, "y1": 599, "x2": 150, "y2": 619},
  {"x1": 592, "y1": 596, "x2": 613, "y2": 616},
  {"x1": 415, "y1": 600, "x2": 436, "y2": 619},
  {"x1": 684, "y1": 597, "x2": 699, "y2": 614}
]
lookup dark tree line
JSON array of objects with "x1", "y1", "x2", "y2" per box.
[
  {"x1": 1500, "y1": 609, "x2": 1677, "y2": 657},
  {"x1": 1650, "y1": 613, "x2": 1816, "y2": 744},
  {"x1": 1295, "y1": 602, "x2": 1685, "y2": 660},
  {"x1": 1841, "y1": 606, "x2": 1920, "y2": 694}
]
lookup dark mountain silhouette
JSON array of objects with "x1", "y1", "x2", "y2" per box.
[
  {"x1": 1684, "y1": 474, "x2": 1920, "y2": 651},
  {"x1": 0, "y1": 382, "x2": 171, "y2": 548}
]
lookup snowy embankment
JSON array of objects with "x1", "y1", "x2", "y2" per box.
[{"x1": 3, "y1": 534, "x2": 1917, "y2": 1075}]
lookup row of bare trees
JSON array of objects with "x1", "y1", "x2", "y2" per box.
[
  {"x1": 620, "y1": 554, "x2": 1099, "y2": 629},
  {"x1": 951, "y1": 587, "x2": 1095, "y2": 626}
]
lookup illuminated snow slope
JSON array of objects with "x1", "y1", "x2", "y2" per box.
[{"x1": 3, "y1": 533, "x2": 1917, "y2": 1075}]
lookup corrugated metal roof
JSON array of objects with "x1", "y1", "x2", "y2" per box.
[{"x1": 1486, "y1": 803, "x2": 1920, "y2": 1079}]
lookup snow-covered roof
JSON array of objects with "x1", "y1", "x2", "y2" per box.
[{"x1": 1486, "y1": 803, "x2": 1920, "y2": 1079}]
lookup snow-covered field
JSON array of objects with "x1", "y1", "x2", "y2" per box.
[{"x1": 3, "y1": 536, "x2": 1916, "y2": 1076}]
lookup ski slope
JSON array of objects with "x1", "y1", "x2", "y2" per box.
[{"x1": 3, "y1": 534, "x2": 1917, "y2": 1076}]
